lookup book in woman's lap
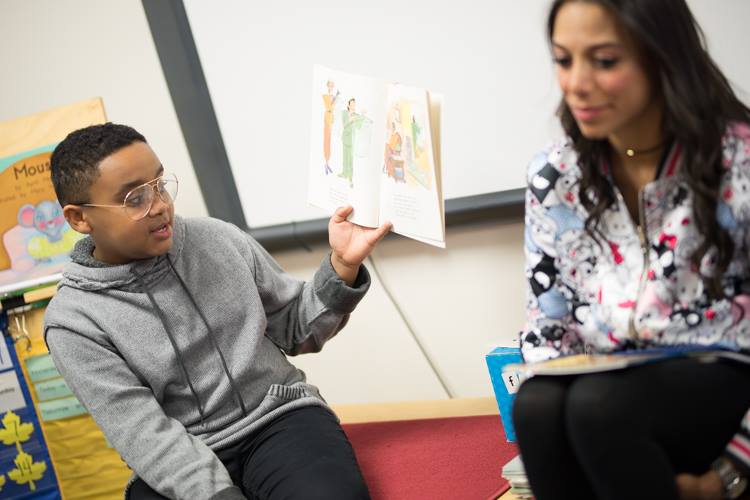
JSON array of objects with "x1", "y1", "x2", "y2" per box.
[{"x1": 506, "y1": 345, "x2": 750, "y2": 378}]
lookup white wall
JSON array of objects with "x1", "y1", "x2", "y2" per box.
[
  {"x1": 275, "y1": 220, "x2": 526, "y2": 404},
  {"x1": 0, "y1": 0, "x2": 207, "y2": 219},
  {"x1": 184, "y1": 0, "x2": 559, "y2": 227}
]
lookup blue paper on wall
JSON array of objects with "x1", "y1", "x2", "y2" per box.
[
  {"x1": 485, "y1": 346, "x2": 523, "y2": 442},
  {"x1": 0, "y1": 325, "x2": 61, "y2": 499}
]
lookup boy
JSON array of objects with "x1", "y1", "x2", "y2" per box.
[{"x1": 43, "y1": 123, "x2": 391, "y2": 500}]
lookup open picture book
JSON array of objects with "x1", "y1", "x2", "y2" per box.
[
  {"x1": 308, "y1": 65, "x2": 445, "y2": 247},
  {"x1": 504, "y1": 345, "x2": 750, "y2": 378}
]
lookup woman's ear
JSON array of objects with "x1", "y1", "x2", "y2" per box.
[{"x1": 63, "y1": 205, "x2": 92, "y2": 234}]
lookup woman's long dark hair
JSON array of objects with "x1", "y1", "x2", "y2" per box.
[{"x1": 548, "y1": 0, "x2": 750, "y2": 296}]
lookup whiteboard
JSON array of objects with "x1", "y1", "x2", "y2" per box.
[{"x1": 183, "y1": 0, "x2": 750, "y2": 228}]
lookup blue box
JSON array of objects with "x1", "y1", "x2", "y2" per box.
[{"x1": 485, "y1": 346, "x2": 523, "y2": 442}]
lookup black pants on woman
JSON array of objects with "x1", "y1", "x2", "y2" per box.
[
  {"x1": 512, "y1": 358, "x2": 750, "y2": 500},
  {"x1": 128, "y1": 405, "x2": 370, "y2": 500}
]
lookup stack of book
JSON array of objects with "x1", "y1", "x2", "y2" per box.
[{"x1": 502, "y1": 455, "x2": 533, "y2": 499}]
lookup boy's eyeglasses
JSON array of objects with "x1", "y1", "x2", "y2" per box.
[{"x1": 80, "y1": 173, "x2": 179, "y2": 221}]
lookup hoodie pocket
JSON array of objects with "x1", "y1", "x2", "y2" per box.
[
  {"x1": 265, "y1": 382, "x2": 321, "y2": 402},
  {"x1": 250, "y1": 382, "x2": 322, "y2": 418}
]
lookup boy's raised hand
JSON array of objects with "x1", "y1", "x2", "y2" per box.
[{"x1": 328, "y1": 205, "x2": 392, "y2": 285}]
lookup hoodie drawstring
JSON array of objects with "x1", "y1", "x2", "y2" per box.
[
  {"x1": 165, "y1": 256, "x2": 249, "y2": 417},
  {"x1": 132, "y1": 269, "x2": 207, "y2": 428}
]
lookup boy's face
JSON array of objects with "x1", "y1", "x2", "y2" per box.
[{"x1": 65, "y1": 141, "x2": 175, "y2": 265}]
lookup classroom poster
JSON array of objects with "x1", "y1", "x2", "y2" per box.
[{"x1": 0, "y1": 144, "x2": 83, "y2": 295}]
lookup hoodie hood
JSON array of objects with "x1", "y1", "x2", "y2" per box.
[{"x1": 59, "y1": 215, "x2": 186, "y2": 293}]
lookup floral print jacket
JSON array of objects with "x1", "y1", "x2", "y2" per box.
[{"x1": 520, "y1": 122, "x2": 750, "y2": 473}]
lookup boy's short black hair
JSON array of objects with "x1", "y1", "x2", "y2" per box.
[{"x1": 50, "y1": 123, "x2": 146, "y2": 206}]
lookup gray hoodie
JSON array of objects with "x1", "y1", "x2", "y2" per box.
[{"x1": 43, "y1": 215, "x2": 370, "y2": 500}]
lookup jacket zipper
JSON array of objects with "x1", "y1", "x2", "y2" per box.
[{"x1": 628, "y1": 189, "x2": 650, "y2": 339}]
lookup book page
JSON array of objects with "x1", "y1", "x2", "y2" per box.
[
  {"x1": 513, "y1": 353, "x2": 646, "y2": 376},
  {"x1": 429, "y1": 92, "x2": 445, "y2": 239},
  {"x1": 378, "y1": 84, "x2": 445, "y2": 246},
  {"x1": 506, "y1": 346, "x2": 750, "y2": 378},
  {"x1": 308, "y1": 65, "x2": 386, "y2": 228}
]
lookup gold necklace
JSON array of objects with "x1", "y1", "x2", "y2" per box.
[{"x1": 625, "y1": 142, "x2": 664, "y2": 158}]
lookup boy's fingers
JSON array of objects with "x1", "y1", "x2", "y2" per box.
[
  {"x1": 372, "y1": 222, "x2": 392, "y2": 242},
  {"x1": 333, "y1": 205, "x2": 353, "y2": 222}
]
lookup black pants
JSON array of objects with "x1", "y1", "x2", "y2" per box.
[
  {"x1": 512, "y1": 358, "x2": 750, "y2": 500},
  {"x1": 128, "y1": 405, "x2": 370, "y2": 500}
]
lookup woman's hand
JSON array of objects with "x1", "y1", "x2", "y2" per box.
[{"x1": 676, "y1": 471, "x2": 723, "y2": 500}]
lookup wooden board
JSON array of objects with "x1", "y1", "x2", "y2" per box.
[
  {"x1": 332, "y1": 396, "x2": 499, "y2": 424},
  {"x1": 0, "y1": 97, "x2": 106, "y2": 157}
]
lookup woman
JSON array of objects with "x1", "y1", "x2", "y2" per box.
[{"x1": 513, "y1": 1, "x2": 750, "y2": 499}]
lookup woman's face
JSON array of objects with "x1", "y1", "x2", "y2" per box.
[{"x1": 551, "y1": 2, "x2": 659, "y2": 141}]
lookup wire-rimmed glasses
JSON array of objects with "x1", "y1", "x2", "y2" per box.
[{"x1": 80, "y1": 173, "x2": 179, "y2": 220}]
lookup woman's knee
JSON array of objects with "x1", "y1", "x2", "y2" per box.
[
  {"x1": 513, "y1": 376, "x2": 568, "y2": 434},
  {"x1": 564, "y1": 373, "x2": 630, "y2": 438}
]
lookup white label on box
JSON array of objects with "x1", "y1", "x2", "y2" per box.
[
  {"x1": 0, "y1": 370, "x2": 26, "y2": 414},
  {"x1": 502, "y1": 371, "x2": 522, "y2": 394}
]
